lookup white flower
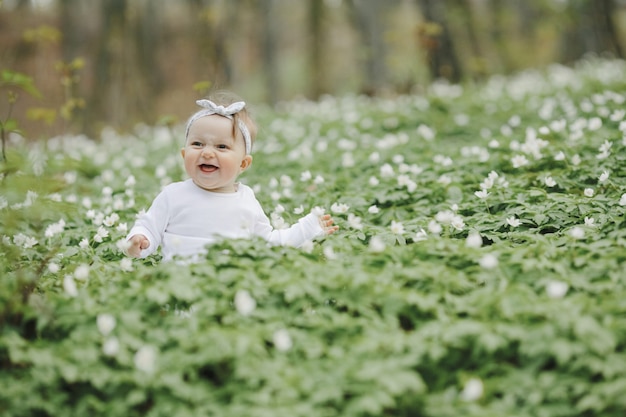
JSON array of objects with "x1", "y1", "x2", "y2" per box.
[
  {"x1": 460, "y1": 378, "x2": 484, "y2": 402},
  {"x1": 120, "y1": 258, "x2": 133, "y2": 272},
  {"x1": 134, "y1": 345, "x2": 158, "y2": 373},
  {"x1": 274, "y1": 204, "x2": 285, "y2": 214},
  {"x1": 571, "y1": 154, "x2": 581, "y2": 166},
  {"x1": 466, "y1": 233, "x2": 482, "y2": 248},
  {"x1": 474, "y1": 189, "x2": 490, "y2": 199},
  {"x1": 368, "y1": 205, "x2": 379, "y2": 214},
  {"x1": 598, "y1": 170, "x2": 610, "y2": 183},
  {"x1": 45, "y1": 219, "x2": 66, "y2": 238},
  {"x1": 300, "y1": 240, "x2": 314, "y2": 254},
  {"x1": 102, "y1": 337, "x2": 120, "y2": 356},
  {"x1": 511, "y1": 155, "x2": 529, "y2": 168},
  {"x1": 546, "y1": 281, "x2": 569, "y2": 299},
  {"x1": 414, "y1": 229, "x2": 428, "y2": 242},
  {"x1": 103, "y1": 213, "x2": 119, "y2": 227},
  {"x1": 79, "y1": 238, "x2": 89, "y2": 249},
  {"x1": 323, "y1": 246, "x2": 337, "y2": 260},
  {"x1": 311, "y1": 206, "x2": 325, "y2": 216},
  {"x1": 569, "y1": 227, "x2": 585, "y2": 240},
  {"x1": 300, "y1": 171, "x2": 312, "y2": 181},
  {"x1": 544, "y1": 176, "x2": 557, "y2": 187},
  {"x1": 438, "y1": 174, "x2": 452, "y2": 185},
  {"x1": 116, "y1": 222, "x2": 128, "y2": 233},
  {"x1": 313, "y1": 175, "x2": 325, "y2": 184},
  {"x1": 94, "y1": 226, "x2": 109, "y2": 243},
  {"x1": 280, "y1": 175, "x2": 293, "y2": 187},
  {"x1": 369, "y1": 152, "x2": 380, "y2": 163},
  {"x1": 428, "y1": 220, "x2": 442, "y2": 235},
  {"x1": 450, "y1": 215, "x2": 465, "y2": 231},
  {"x1": 390, "y1": 220, "x2": 405, "y2": 235},
  {"x1": 584, "y1": 217, "x2": 595, "y2": 227},
  {"x1": 506, "y1": 216, "x2": 521, "y2": 228},
  {"x1": 584, "y1": 188, "x2": 594, "y2": 197},
  {"x1": 293, "y1": 205, "x2": 304, "y2": 215},
  {"x1": 331, "y1": 202, "x2": 350, "y2": 214},
  {"x1": 347, "y1": 214, "x2": 363, "y2": 230},
  {"x1": 97, "y1": 314, "x2": 116, "y2": 336},
  {"x1": 380, "y1": 163, "x2": 395, "y2": 177},
  {"x1": 369, "y1": 236, "x2": 386, "y2": 253},
  {"x1": 273, "y1": 329, "x2": 293, "y2": 352},
  {"x1": 479, "y1": 253, "x2": 498, "y2": 269},
  {"x1": 13, "y1": 233, "x2": 38, "y2": 249},
  {"x1": 48, "y1": 262, "x2": 60, "y2": 274},
  {"x1": 554, "y1": 151, "x2": 566, "y2": 161},
  {"x1": 74, "y1": 264, "x2": 90, "y2": 281},
  {"x1": 234, "y1": 290, "x2": 256, "y2": 316},
  {"x1": 620, "y1": 193, "x2": 626, "y2": 206},
  {"x1": 63, "y1": 275, "x2": 78, "y2": 297},
  {"x1": 588, "y1": 117, "x2": 602, "y2": 131},
  {"x1": 369, "y1": 176, "x2": 380, "y2": 186}
]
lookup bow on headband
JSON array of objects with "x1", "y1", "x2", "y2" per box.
[{"x1": 185, "y1": 99, "x2": 252, "y2": 155}]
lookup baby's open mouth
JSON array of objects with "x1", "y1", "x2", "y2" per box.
[{"x1": 199, "y1": 164, "x2": 218, "y2": 172}]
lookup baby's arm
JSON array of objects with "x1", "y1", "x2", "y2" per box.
[{"x1": 126, "y1": 234, "x2": 150, "y2": 258}]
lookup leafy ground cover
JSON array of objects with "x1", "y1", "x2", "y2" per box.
[{"x1": 1, "y1": 57, "x2": 626, "y2": 417}]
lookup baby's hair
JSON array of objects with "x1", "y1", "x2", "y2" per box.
[{"x1": 203, "y1": 90, "x2": 258, "y2": 146}]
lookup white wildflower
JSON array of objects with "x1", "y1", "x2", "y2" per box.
[
  {"x1": 414, "y1": 229, "x2": 428, "y2": 242},
  {"x1": 300, "y1": 240, "x2": 314, "y2": 254},
  {"x1": 120, "y1": 257, "x2": 133, "y2": 272},
  {"x1": 347, "y1": 214, "x2": 363, "y2": 230},
  {"x1": 97, "y1": 314, "x2": 116, "y2": 336},
  {"x1": 584, "y1": 217, "x2": 595, "y2": 227},
  {"x1": 460, "y1": 378, "x2": 484, "y2": 402},
  {"x1": 79, "y1": 238, "x2": 89, "y2": 249},
  {"x1": 544, "y1": 176, "x2": 557, "y2": 187},
  {"x1": 234, "y1": 290, "x2": 256, "y2": 316},
  {"x1": 368, "y1": 205, "x2": 379, "y2": 214},
  {"x1": 598, "y1": 170, "x2": 610, "y2": 183},
  {"x1": 313, "y1": 175, "x2": 325, "y2": 184},
  {"x1": 293, "y1": 205, "x2": 304, "y2": 215},
  {"x1": 450, "y1": 216, "x2": 465, "y2": 231},
  {"x1": 570, "y1": 227, "x2": 585, "y2": 240},
  {"x1": 571, "y1": 154, "x2": 581, "y2": 166},
  {"x1": 546, "y1": 281, "x2": 569, "y2": 299},
  {"x1": 474, "y1": 189, "x2": 490, "y2": 199},
  {"x1": 380, "y1": 163, "x2": 395, "y2": 177},
  {"x1": 584, "y1": 188, "x2": 594, "y2": 197},
  {"x1": 323, "y1": 245, "x2": 337, "y2": 260},
  {"x1": 45, "y1": 219, "x2": 66, "y2": 238},
  {"x1": 479, "y1": 253, "x2": 498, "y2": 269},
  {"x1": 554, "y1": 151, "x2": 566, "y2": 161},
  {"x1": 311, "y1": 206, "x2": 325, "y2": 216},
  {"x1": 506, "y1": 216, "x2": 521, "y2": 228},
  {"x1": 588, "y1": 117, "x2": 602, "y2": 131},
  {"x1": 134, "y1": 345, "x2": 158, "y2": 374},
  {"x1": 74, "y1": 264, "x2": 90, "y2": 281},
  {"x1": 465, "y1": 232, "x2": 482, "y2": 248},
  {"x1": 620, "y1": 193, "x2": 626, "y2": 206},
  {"x1": 273, "y1": 329, "x2": 293, "y2": 352},
  {"x1": 331, "y1": 202, "x2": 350, "y2": 214},
  {"x1": 438, "y1": 174, "x2": 452, "y2": 185},
  {"x1": 300, "y1": 170, "x2": 312, "y2": 181},
  {"x1": 369, "y1": 236, "x2": 386, "y2": 252},
  {"x1": 511, "y1": 155, "x2": 529, "y2": 168},
  {"x1": 102, "y1": 337, "x2": 120, "y2": 356},
  {"x1": 427, "y1": 220, "x2": 442, "y2": 235},
  {"x1": 63, "y1": 275, "x2": 78, "y2": 297},
  {"x1": 94, "y1": 226, "x2": 109, "y2": 243},
  {"x1": 390, "y1": 220, "x2": 405, "y2": 235},
  {"x1": 48, "y1": 262, "x2": 60, "y2": 274},
  {"x1": 369, "y1": 176, "x2": 380, "y2": 186}
]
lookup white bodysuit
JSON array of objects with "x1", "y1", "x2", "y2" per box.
[{"x1": 127, "y1": 179, "x2": 323, "y2": 261}]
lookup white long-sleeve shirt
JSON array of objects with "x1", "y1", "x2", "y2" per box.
[{"x1": 127, "y1": 179, "x2": 324, "y2": 261}]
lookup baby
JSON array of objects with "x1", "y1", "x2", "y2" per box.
[{"x1": 126, "y1": 92, "x2": 337, "y2": 261}]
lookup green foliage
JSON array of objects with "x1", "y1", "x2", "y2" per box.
[{"x1": 1, "y1": 58, "x2": 626, "y2": 416}]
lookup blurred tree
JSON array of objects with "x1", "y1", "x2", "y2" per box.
[
  {"x1": 415, "y1": 0, "x2": 462, "y2": 82},
  {"x1": 347, "y1": 0, "x2": 389, "y2": 94},
  {"x1": 560, "y1": 0, "x2": 623, "y2": 62},
  {"x1": 260, "y1": 0, "x2": 279, "y2": 104},
  {"x1": 309, "y1": 0, "x2": 327, "y2": 99}
]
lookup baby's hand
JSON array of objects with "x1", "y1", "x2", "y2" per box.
[
  {"x1": 126, "y1": 234, "x2": 149, "y2": 257},
  {"x1": 319, "y1": 214, "x2": 339, "y2": 235}
]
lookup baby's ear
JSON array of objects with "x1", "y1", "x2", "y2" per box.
[
  {"x1": 240, "y1": 155, "x2": 253, "y2": 171},
  {"x1": 180, "y1": 148, "x2": 186, "y2": 159}
]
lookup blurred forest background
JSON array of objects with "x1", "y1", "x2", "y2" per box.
[{"x1": 1, "y1": 0, "x2": 625, "y2": 138}]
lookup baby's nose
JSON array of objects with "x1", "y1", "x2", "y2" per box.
[{"x1": 201, "y1": 146, "x2": 215, "y2": 157}]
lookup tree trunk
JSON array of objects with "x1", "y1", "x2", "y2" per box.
[
  {"x1": 415, "y1": 0, "x2": 462, "y2": 82},
  {"x1": 309, "y1": 0, "x2": 326, "y2": 99}
]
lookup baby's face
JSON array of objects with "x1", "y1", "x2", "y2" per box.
[{"x1": 181, "y1": 115, "x2": 251, "y2": 193}]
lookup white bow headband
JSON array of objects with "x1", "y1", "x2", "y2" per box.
[{"x1": 185, "y1": 99, "x2": 252, "y2": 155}]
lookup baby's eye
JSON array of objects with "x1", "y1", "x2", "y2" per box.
[
  {"x1": 216, "y1": 144, "x2": 229, "y2": 149},
  {"x1": 191, "y1": 141, "x2": 203, "y2": 147}
]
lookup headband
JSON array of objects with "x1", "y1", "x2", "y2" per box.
[{"x1": 185, "y1": 99, "x2": 252, "y2": 155}]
